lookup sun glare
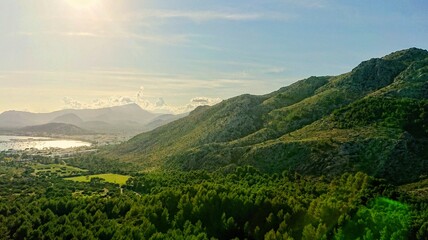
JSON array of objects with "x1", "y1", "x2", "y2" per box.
[{"x1": 65, "y1": 0, "x2": 100, "y2": 9}]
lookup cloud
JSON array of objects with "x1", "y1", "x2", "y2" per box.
[
  {"x1": 137, "y1": 86, "x2": 145, "y2": 100},
  {"x1": 63, "y1": 86, "x2": 222, "y2": 114},
  {"x1": 126, "y1": 33, "x2": 190, "y2": 45},
  {"x1": 14, "y1": 31, "x2": 189, "y2": 45},
  {"x1": 155, "y1": 98, "x2": 166, "y2": 107},
  {"x1": 264, "y1": 67, "x2": 287, "y2": 74},
  {"x1": 61, "y1": 32, "x2": 100, "y2": 37},
  {"x1": 63, "y1": 97, "x2": 86, "y2": 109},
  {"x1": 161, "y1": 97, "x2": 222, "y2": 114},
  {"x1": 136, "y1": 85, "x2": 222, "y2": 114},
  {"x1": 190, "y1": 97, "x2": 222, "y2": 106},
  {"x1": 144, "y1": 10, "x2": 261, "y2": 21},
  {"x1": 277, "y1": 0, "x2": 326, "y2": 8},
  {"x1": 63, "y1": 96, "x2": 136, "y2": 109},
  {"x1": 91, "y1": 96, "x2": 134, "y2": 108},
  {"x1": 135, "y1": 96, "x2": 222, "y2": 114},
  {"x1": 14, "y1": 31, "x2": 100, "y2": 38},
  {"x1": 132, "y1": 9, "x2": 294, "y2": 22}
]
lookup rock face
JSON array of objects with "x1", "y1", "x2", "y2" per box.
[{"x1": 111, "y1": 48, "x2": 428, "y2": 184}]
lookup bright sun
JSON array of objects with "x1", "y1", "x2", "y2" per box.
[{"x1": 65, "y1": 0, "x2": 100, "y2": 9}]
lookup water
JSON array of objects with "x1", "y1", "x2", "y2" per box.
[{"x1": 0, "y1": 135, "x2": 91, "y2": 151}]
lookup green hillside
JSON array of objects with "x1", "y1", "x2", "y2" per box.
[
  {"x1": 2, "y1": 48, "x2": 428, "y2": 240},
  {"x1": 108, "y1": 48, "x2": 428, "y2": 184}
]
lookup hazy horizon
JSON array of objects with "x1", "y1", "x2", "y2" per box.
[
  {"x1": 0, "y1": 0, "x2": 427, "y2": 114},
  {"x1": 0, "y1": 102, "x2": 168, "y2": 114}
]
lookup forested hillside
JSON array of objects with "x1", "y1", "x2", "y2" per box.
[{"x1": 109, "y1": 48, "x2": 428, "y2": 184}]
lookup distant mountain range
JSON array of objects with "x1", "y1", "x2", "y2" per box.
[
  {"x1": 0, "y1": 103, "x2": 187, "y2": 135},
  {"x1": 18, "y1": 123, "x2": 91, "y2": 136},
  {"x1": 108, "y1": 48, "x2": 428, "y2": 184}
]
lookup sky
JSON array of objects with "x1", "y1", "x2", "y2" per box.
[{"x1": 0, "y1": 0, "x2": 427, "y2": 114}]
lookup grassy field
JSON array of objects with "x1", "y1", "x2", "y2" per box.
[
  {"x1": 65, "y1": 173, "x2": 131, "y2": 186},
  {"x1": 32, "y1": 163, "x2": 87, "y2": 177}
]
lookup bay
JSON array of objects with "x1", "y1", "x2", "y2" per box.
[{"x1": 0, "y1": 135, "x2": 91, "y2": 151}]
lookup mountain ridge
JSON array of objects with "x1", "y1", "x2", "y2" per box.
[
  {"x1": 107, "y1": 48, "x2": 428, "y2": 184},
  {"x1": 0, "y1": 103, "x2": 185, "y2": 134},
  {"x1": 19, "y1": 122, "x2": 91, "y2": 136}
]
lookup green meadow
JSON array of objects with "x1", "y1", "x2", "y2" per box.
[{"x1": 65, "y1": 173, "x2": 131, "y2": 185}]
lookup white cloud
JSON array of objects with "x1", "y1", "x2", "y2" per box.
[
  {"x1": 63, "y1": 97, "x2": 86, "y2": 109},
  {"x1": 14, "y1": 31, "x2": 189, "y2": 45},
  {"x1": 135, "y1": 85, "x2": 222, "y2": 114},
  {"x1": 143, "y1": 10, "x2": 261, "y2": 21},
  {"x1": 61, "y1": 32, "x2": 100, "y2": 37},
  {"x1": 91, "y1": 96, "x2": 134, "y2": 108},
  {"x1": 277, "y1": 0, "x2": 326, "y2": 8},
  {"x1": 190, "y1": 97, "x2": 222, "y2": 106},
  {"x1": 264, "y1": 67, "x2": 287, "y2": 74},
  {"x1": 136, "y1": 96, "x2": 223, "y2": 114},
  {"x1": 63, "y1": 96, "x2": 135, "y2": 109},
  {"x1": 155, "y1": 98, "x2": 166, "y2": 107},
  {"x1": 137, "y1": 86, "x2": 145, "y2": 100},
  {"x1": 131, "y1": 9, "x2": 294, "y2": 22},
  {"x1": 63, "y1": 86, "x2": 222, "y2": 114},
  {"x1": 126, "y1": 33, "x2": 190, "y2": 45}
]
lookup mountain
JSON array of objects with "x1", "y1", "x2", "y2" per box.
[
  {"x1": 51, "y1": 113, "x2": 83, "y2": 125},
  {"x1": 0, "y1": 111, "x2": 52, "y2": 128},
  {"x1": 62, "y1": 103, "x2": 154, "y2": 124},
  {"x1": 142, "y1": 112, "x2": 190, "y2": 132},
  {"x1": 19, "y1": 123, "x2": 90, "y2": 136},
  {"x1": 110, "y1": 48, "x2": 428, "y2": 184},
  {"x1": 0, "y1": 103, "x2": 185, "y2": 134}
]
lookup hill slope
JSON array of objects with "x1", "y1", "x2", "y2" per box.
[
  {"x1": 110, "y1": 48, "x2": 428, "y2": 184},
  {"x1": 51, "y1": 113, "x2": 83, "y2": 125}
]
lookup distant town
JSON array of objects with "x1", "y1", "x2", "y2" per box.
[{"x1": 0, "y1": 132, "x2": 132, "y2": 163}]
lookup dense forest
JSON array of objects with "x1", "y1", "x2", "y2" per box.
[{"x1": 1, "y1": 157, "x2": 428, "y2": 239}]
